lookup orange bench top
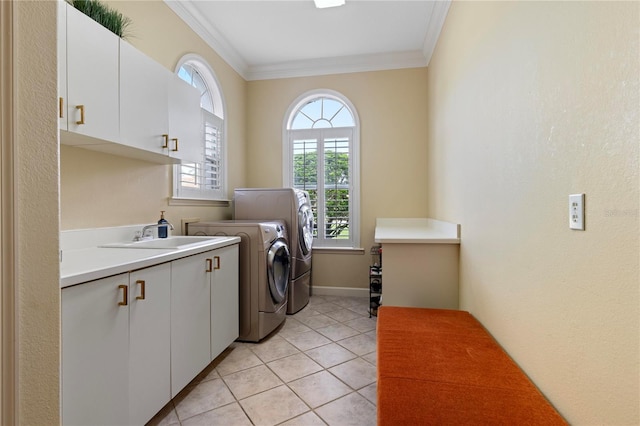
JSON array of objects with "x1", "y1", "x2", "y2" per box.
[{"x1": 377, "y1": 306, "x2": 566, "y2": 425}]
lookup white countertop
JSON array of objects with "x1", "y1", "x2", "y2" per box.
[
  {"x1": 61, "y1": 237, "x2": 240, "y2": 288},
  {"x1": 374, "y1": 218, "x2": 461, "y2": 244}
]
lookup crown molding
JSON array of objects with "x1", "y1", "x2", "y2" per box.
[
  {"x1": 164, "y1": 0, "x2": 250, "y2": 79},
  {"x1": 422, "y1": 0, "x2": 451, "y2": 65},
  {"x1": 246, "y1": 50, "x2": 428, "y2": 81},
  {"x1": 165, "y1": 0, "x2": 451, "y2": 81}
]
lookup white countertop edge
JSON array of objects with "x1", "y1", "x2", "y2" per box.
[
  {"x1": 61, "y1": 237, "x2": 240, "y2": 288},
  {"x1": 374, "y1": 237, "x2": 461, "y2": 244},
  {"x1": 374, "y1": 218, "x2": 461, "y2": 244},
  {"x1": 61, "y1": 224, "x2": 150, "y2": 251}
]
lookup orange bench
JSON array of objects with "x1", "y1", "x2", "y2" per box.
[{"x1": 377, "y1": 306, "x2": 566, "y2": 425}]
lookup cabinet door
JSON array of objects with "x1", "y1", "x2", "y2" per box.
[
  {"x1": 66, "y1": 4, "x2": 119, "y2": 142},
  {"x1": 62, "y1": 274, "x2": 129, "y2": 426},
  {"x1": 57, "y1": 0, "x2": 67, "y2": 130},
  {"x1": 170, "y1": 252, "x2": 211, "y2": 397},
  {"x1": 120, "y1": 40, "x2": 170, "y2": 156},
  {"x1": 168, "y1": 75, "x2": 202, "y2": 162},
  {"x1": 129, "y1": 264, "x2": 171, "y2": 425},
  {"x1": 210, "y1": 244, "x2": 240, "y2": 360}
]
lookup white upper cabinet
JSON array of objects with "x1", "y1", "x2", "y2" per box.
[
  {"x1": 57, "y1": 0, "x2": 67, "y2": 131},
  {"x1": 65, "y1": 4, "x2": 119, "y2": 143},
  {"x1": 168, "y1": 75, "x2": 202, "y2": 163},
  {"x1": 58, "y1": 1, "x2": 202, "y2": 164},
  {"x1": 119, "y1": 40, "x2": 170, "y2": 156},
  {"x1": 120, "y1": 43, "x2": 202, "y2": 163}
]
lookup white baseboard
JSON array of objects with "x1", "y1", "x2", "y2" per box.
[{"x1": 311, "y1": 286, "x2": 369, "y2": 298}]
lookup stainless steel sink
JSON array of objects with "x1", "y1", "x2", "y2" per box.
[{"x1": 100, "y1": 236, "x2": 223, "y2": 250}]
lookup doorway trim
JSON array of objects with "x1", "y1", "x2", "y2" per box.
[{"x1": 0, "y1": 0, "x2": 17, "y2": 424}]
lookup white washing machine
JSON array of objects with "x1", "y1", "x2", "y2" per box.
[
  {"x1": 234, "y1": 188, "x2": 314, "y2": 314},
  {"x1": 188, "y1": 220, "x2": 290, "y2": 342}
]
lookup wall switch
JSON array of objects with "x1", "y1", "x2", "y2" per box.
[{"x1": 569, "y1": 194, "x2": 585, "y2": 230}]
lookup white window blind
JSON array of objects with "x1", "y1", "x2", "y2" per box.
[
  {"x1": 173, "y1": 56, "x2": 226, "y2": 202},
  {"x1": 285, "y1": 91, "x2": 360, "y2": 248},
  {"x1": 176, "y1": 111, "x2": 224, "y2": 200},
  {"x1": 290, "y1": 127, "x2": 355, "y2": 247}
]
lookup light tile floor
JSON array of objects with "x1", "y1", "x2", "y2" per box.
[{"x1": 148, "y1": 295, "x2": 378, "y2": 426}]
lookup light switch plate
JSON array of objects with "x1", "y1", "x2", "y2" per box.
[{"x1": 569, "y1": 194, "x2": 585, "y2": 230}]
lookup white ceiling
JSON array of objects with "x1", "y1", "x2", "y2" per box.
[{"x1": 164, "y1": 0, "x2": 451, "y2": 81}]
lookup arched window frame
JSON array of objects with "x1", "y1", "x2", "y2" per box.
[
  {"x1": 283, "y1": 89, "x2": 361, "y2": 249},
  {"x1": 172, "y1": 54, "x2": 227, "y2": 202}
]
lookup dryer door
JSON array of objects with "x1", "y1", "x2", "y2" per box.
[
  {"x1": 267, "y1": 239, "x2": 291, "y2": 303},
  {"x1": 298, "y1": 204, "x2": 314, "y2": 256}
]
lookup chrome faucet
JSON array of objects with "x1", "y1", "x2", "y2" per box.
[{"x1": 134, "y1": 222, "x2": 175, "y2": 240}]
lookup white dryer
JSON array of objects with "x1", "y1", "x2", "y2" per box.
[
  {"x1": 234, "y1": 188, "x2": 313, "y2": 314},
  {"x1": 188, "y1": 220, "x2": 290, "y2": 342}
]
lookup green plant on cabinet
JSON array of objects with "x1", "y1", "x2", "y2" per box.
[{"x1": 69, "y1": 0, "x2": 131, "y2": 39}]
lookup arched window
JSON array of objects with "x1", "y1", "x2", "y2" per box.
[
  {"x1": 173, "y1": 54, "x2": 226, "y2": 201},
  {"x1": 284, "y1": 90, "x2": 360, "y2": 248}
]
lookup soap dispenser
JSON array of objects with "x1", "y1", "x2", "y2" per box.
[{"x1": 158, "y1": 211, "x2": 169, "y2": 239}]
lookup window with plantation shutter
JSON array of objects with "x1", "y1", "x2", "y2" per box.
[
  {"x1": 204, "y1": 111, "x2": 223, "y2": 192},
  {"x1": 284, "y1": 91, "x2": 360, "y2": 248},
  {"x1": 177, "y1": 111, "x2": 224, "y2": 199},
  {"x1": 173, "y1": 55, "x2": 226, "y2": 202}
]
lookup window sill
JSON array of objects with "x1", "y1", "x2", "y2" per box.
[
  {"x1": 312, "y1": 247, "x2": 365, "y2": 255},
  {"x1": 169, "y1": 198, "x2": 230, "y2": 207}
]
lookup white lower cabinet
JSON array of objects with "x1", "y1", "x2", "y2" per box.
[
  {"x1": 170, "y1": 245, "x2": 240, "y2": 397},
  {"x1": 62, "y1": 273, "x2": 131, "y2": 426},
  {"x1": 62, "y1": 244, "x2": 239, "y2": 425},
  {"x1": 210, "y1": 244, "x2": 240, "y2": 360},
  {"x1": 129, "y1": 264, "x2": 171, "y2": 426},
  {"x1": 62, "y1": 264, "x2": 171, "y2": 426},
  {"x1": 170, "y1": 252, "x2": 212, "y2": 398}
]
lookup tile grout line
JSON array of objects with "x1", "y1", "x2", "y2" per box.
[
  {"x1": 150, "y1": 296, "x2": 377, "y2": 426},
  {"x1": 241, "y1": 299, "x2": 376, "y2": 425}
]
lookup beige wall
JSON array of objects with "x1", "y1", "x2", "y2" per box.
[
  {"x1": 247, "y1": 69, "x2": 429, "y2": 288},
  {"x1": 52, "y1": 1, "x2": 640, "y2": 422},
  {"x1": 426, "y1": 2, "x2": 639, "y2": 424},
  {"x1": 61, "y1": 3, "x2": 430, "y2": 291},
  {"x1": 61, "y1": 1, "x2": 248, "y2": 230},
  {"x1": 14, "y1": 1, "x2": 60, "y2": 423}
]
